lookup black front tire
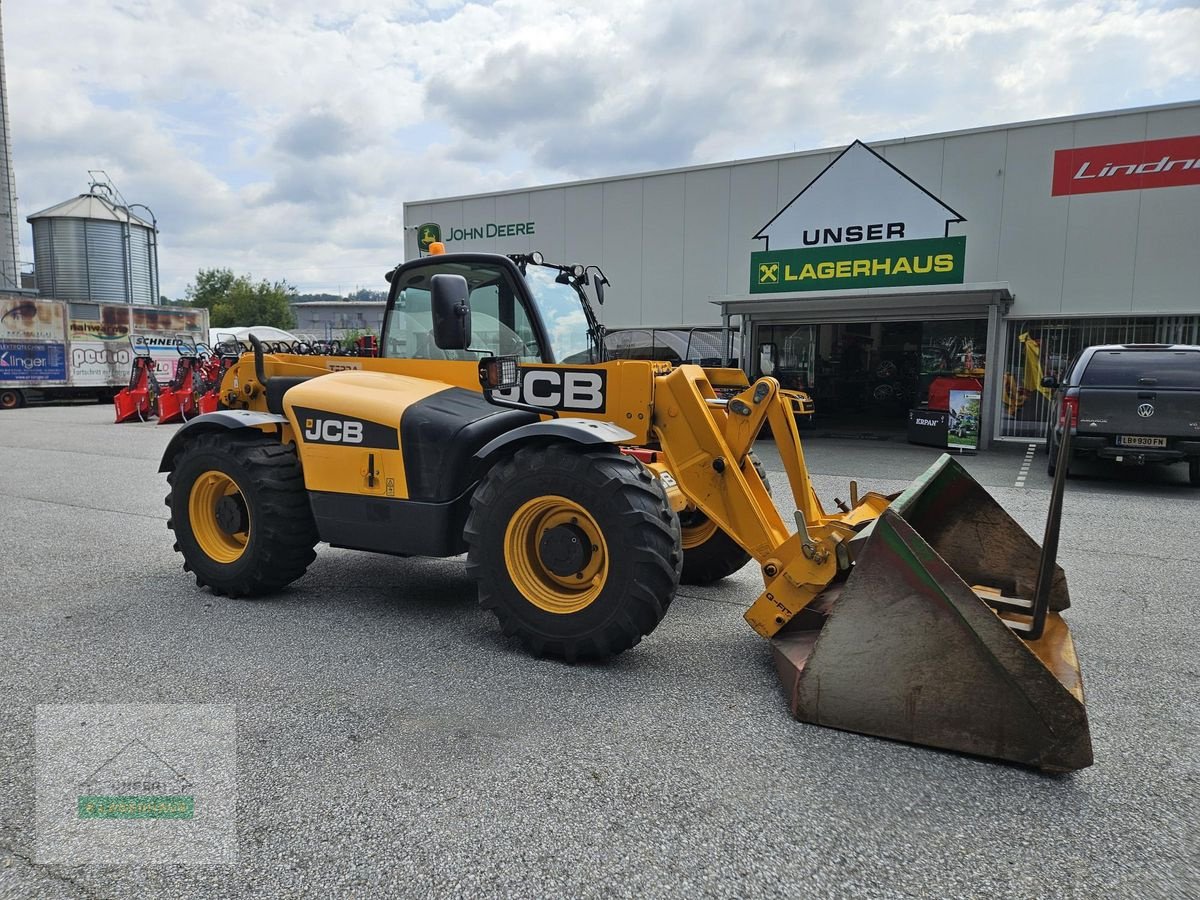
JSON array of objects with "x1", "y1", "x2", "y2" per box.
[
  {"x1": 0, "y1": 388, "x2": 24, "y2": 410},
  {"x1": 167, "y1": 431, "x2": 318, "y2": 597},
  {"x1": 464, "y1": 443, "x2": 681, "y2": 661},
  {"x1": 679, "y1": 453, "x2": 771, "y2": 585}
]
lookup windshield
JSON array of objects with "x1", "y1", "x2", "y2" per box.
[{"x1": 524, "y1": 264, "x2": 594, "y2": 364}]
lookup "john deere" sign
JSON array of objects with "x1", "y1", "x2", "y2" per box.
[
  {"x1": 751, "y1": 140, "x2": 966, "y2": 293},
  {"x1": 417, "y1": 223, "x2": 442, "y2": 252}
]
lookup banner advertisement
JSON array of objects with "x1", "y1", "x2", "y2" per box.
[
  {"x1": 131, "y1": 307, "x2": 205, "y2": 336},
  {"x1": 948, "y1": 389, "x2": 982, "y2": 451},
  {"x1": 1052, "y1": 135, "x2": 1200, "y2": 196},
  {"x1": 0, "y1": 341, "x2": 68, "y2": 383},
  {"x1": 69, "y1": 307, "x2": 133, "y2": 342},
  {"x1": 69, "y1": 341, "x2": 134, "y2": 387},
  {"x1": 1, "y1": 299, "x2": 66, "y2": 343}
]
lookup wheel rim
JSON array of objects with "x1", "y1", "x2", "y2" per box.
[
  {"x1": 678, "y1": 509, "x2": 718, "y2": 550},
  {"x1": 504, "y1": 495, "x2": 608, "y2": 614},
  {"x1": 188, "y1": 470, "x2": 250, "y2": 563}
]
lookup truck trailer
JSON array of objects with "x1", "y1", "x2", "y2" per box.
[{"x1": 0, "y1": 295, "x2": 209, "y2": 409}]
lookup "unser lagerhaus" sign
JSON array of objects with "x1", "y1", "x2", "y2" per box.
[{"x1": 750, "y1": 140, "x2": 966, "y2": 293}]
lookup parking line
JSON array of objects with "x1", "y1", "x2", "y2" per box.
[{"x1": 1014, "y1": 443, "x2": 1037, "y2": 488}]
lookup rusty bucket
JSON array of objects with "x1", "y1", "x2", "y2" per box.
[{"x1": 770, "y1": 452, "x2": 1092, "y2": 772}]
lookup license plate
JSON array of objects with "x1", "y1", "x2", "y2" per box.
[{"x1": 1118, "y1": 435, "x2": 1167, "y2": 448}]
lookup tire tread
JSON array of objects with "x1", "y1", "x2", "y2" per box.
[
  {"x1": 464, "y1": 443, "x2": 680, "y2": 660},
  {"x1": 166, "y1": 430, "x2": 317, "y2": 597}
]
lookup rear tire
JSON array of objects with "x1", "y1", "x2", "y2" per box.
[
  {"x1": 679, "y1": 453, "x2": 771, "y2": 585},
  {"x1": 0, "y1": 388, "x2": 24, "y2": 410},
  {"x1": 167, "y1": 431, "x2": 318, "y2": 597},
  {"x1": 464, "y1": 443, "x2": 681, "y2": 661},
  {"x1": 1190, "y1": 458, "x2": 1199, "y2": 487}
]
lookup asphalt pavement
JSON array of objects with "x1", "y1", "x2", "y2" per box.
[{"x1": 0, "y1": 404, "x2": 1196, "y2": 899}]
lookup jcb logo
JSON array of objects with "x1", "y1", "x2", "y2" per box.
[
  {"x1": 294, "y1": 407, "x2": 399, "y2": 449},
  {"x1": 494, "y1": 368, "x2": 607, "y2": 413},
  {"x1": 304, "y1": 418, "x2": 364, "y2": 444}
]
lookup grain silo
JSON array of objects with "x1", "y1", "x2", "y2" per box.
[{"x1": 27, "y1": 182, "x2": 160, "y2": 304}]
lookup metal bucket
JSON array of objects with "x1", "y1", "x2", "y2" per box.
[{"x1": 770, "y1": 453, "x2": 1092, "y2": 772}]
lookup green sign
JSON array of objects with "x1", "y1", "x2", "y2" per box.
[
  {"x1": 750, "y1": 235, "x2": 966, "y2": 293},
  {"x1": 78, "y1": 795, "x2": 195, "y2": 819},
  {"x1": 417, "y1": 223, "x2": 442, "y2": 252}
]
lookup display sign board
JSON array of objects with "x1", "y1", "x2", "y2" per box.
[
  {"x1": 415, "y1": 220, "x2": 537, "y2": 248},
  {"x1": 751, "y1": 140, "x2": 965, "y2": 293},
  {"x1": 948, "y1": 389, "x2": 982, "y2": 451},
  {"x1": 1052, "y1": 135, "x2": 1200, "y2": 196},
  {"x1": 752, "y1": 236, "x2": 965, "y2": 293}
]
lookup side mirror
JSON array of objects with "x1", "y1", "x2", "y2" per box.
[
  {"x1": 1040, "y1": 376, "x2": 1058, "y2": 389},
  {"x1": 587, "y1": 265, "x2": 608, "y2": 305},
  {"x1": 431, "y1": 274, "x2": 471, "y2": 350}
]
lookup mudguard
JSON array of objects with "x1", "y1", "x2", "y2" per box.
[
  {"x1": 158, "y1": 410, "x2": 289, "y2": 472},
  {"x1": 473, "y1": 418, "x2": 636, "y2": 464}
]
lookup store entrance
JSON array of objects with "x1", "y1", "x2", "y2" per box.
[{"x1": 755, "y1": 318, "x2": 988, "y2": 437}]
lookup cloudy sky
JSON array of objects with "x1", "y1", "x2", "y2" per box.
[{"x1": 6, "y1": 0, "x2": 1198, "y2": 299}]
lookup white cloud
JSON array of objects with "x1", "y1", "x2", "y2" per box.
[{"x1": 5, "y1": 0, "x2": 1197, "y2": 298}]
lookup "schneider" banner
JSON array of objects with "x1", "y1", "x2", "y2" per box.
[{"x1": 750, "y1": 235, "x2": 965, "y2": 293}]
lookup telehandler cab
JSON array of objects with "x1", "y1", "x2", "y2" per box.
[{"x1": 159, "y1": 244, "x2": 1092, "y2": 771}]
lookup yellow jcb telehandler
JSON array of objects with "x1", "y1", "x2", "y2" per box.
[{"x1": 159, "y1": 247, "x2": 1091, "y2": 771}]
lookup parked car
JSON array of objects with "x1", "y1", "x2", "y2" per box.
[{"x1": 1043, "y1": 344, "x2": 1200, "y2": 485}]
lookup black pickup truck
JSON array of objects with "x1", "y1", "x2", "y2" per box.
[{"x1": 1044, "y1": 344, "x2": 1200, "y2": 485}]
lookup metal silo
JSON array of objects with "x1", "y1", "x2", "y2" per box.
[{"x1": 27, "y1": 179, "x2": 160, "y2": 304}]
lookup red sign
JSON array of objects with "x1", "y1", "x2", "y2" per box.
[{"x1": 1052, "y1": 135, "x2": 1200, "y2": 196}]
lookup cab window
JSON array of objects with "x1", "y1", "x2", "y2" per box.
[{"x1": 384, "y1": 262, "x2": 540, "y2": 362}]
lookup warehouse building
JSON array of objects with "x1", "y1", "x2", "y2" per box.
[
  {"x1": 291, "y1": 300, "x2": 385, "y2": 340},
  {"x1": 403, "y1": 102, "x2": 1200, "y2": 448}
]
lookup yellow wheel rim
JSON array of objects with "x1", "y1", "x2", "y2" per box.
[
  {"x1": 679, "y1": 510, "x2": 718, "y2": 550},
  {"x1": 504, "y1": 495, "x2": 609, "y2": 614},
  {"x1": 188, "y1": 470, "x2": 250, "y2": 564}
]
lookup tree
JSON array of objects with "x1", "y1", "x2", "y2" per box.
[{"x1": 184, "y1": 268, "x2": 297, "y2": 330}]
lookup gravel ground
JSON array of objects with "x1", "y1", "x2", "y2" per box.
[{"x1": 0, "y1": 404, "x2": 1196, "y2": 899}]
